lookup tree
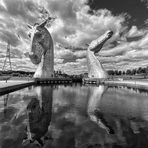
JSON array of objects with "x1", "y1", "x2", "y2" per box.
[
  {"x1": 131, "y1": 69, "x2": 136, "y2": 75},
  {"x1": 126, "y1": 69, "x2": 131, "y2": 75},
  {"x1": 146, "y1": 67, "x2": 148, "y2": 75},
  {"x1": 108, "y1": 70, "x2": 114, "y2": 75},
  {"x1": 118, "y1": 71, "x2": 122, "y2": 75}
]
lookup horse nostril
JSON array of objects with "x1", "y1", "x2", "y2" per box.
[
  {"x1": 108, "y1": 31, "x2": 113, "y2": 37},
  {"x1": 110, "y1": 31, "x2": 113, "y2": 35},
  {"x1": 29, "y1": 52, "x2": 34, "y2": 56}
]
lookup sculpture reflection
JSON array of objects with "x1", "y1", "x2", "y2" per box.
[
  {"x1": 2, "y1": 84, "x2": 148, "y2": 148},
  {"x1": 3, "y1": 94, "x2": 9, "y2": 116},
  {"x1": 87, "y1": 85, "x2": 114, "y2": 134},
  {"x1": 87, "y1": 85, "x2": 148, "y2": 141},
  {"x1": 23, "y1": 86, "x2": 53, "y2": 146}
]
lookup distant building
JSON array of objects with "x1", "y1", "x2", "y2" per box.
[{"x1": 83, "y1": 72, "x2": 88, "y2": 78}]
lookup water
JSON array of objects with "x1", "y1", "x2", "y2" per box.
[{"x1": 1, "y1": 84, "x2": 148, "y2": 148}]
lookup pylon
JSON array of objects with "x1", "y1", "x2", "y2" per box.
[{"x1": 2, "y1": 42, "x2": 12, "y2": 71}]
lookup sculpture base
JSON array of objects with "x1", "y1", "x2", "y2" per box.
[
  {"x1": 34, "y1": 78, "x2": 73, "y2": 84},
  {"x1": 87, "y1": 50, "x2": 108, "y2": 79},
  {"x1": 33, "y1": 55, "x2": 54, "y2": 79}
]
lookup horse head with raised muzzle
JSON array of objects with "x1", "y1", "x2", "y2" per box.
[
  {"x1": 87, "y1": 30, "x2": 113, "y2": 79},
  {"x1": 27, "y1": 19, "x2": 54, "y2": 78}
]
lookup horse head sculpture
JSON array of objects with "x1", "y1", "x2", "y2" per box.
[
  {"x1": 28, "y1": 20, "x2": 54, "y2": 78},
  {"x1": 87, "y1": 30, "x2": 113, "y2": 79}
]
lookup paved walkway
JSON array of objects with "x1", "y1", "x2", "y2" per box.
[
  {"x1": 0, "y1": 80, "x2": 35, "y2": 95},
  {"x1": 0, "y1": 80, "x2": 33, "y2": 88}
]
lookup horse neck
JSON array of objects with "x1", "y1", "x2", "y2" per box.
[
  {"x1": 42, "y1": 30, "x2": 54, "y2": 67},
  {"x1": 42, "y1": 43, "x2": 54, "y2": 68},
  {"x1": 87, "y1": 46, "x2": 108, "y2": 79},
  {"x1": 87, "y1": 32, "x2": 110, "y2": 66},
  {"x1": 87, "y1": 49, "x2": 104, "y2": 69}
]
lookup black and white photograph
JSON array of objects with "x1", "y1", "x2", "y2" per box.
[{"x1": 0, "y1": 0, "x2": 148, "y2": 147}]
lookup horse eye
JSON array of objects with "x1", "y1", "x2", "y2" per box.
[
  {"x1": 36, "y1": 33, "x2": 42, "y2": 38},
  {"x1": 28, "y1": 33, "x2": 31, "y2": 38}
]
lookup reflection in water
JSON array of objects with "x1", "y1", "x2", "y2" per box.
[
  {"x1": 88, "y1": 86, "x2": 148, "y2": 147},
  {"x1": 3, "y1": 94, "x2": 9, "y2": 116},
  {"x1": 1, "y1": 84, "x2": 148, "y2": 148},
  {"x1": 23, "y1": 86, "x2": 53, "y2": 147},
  {"x1": 100, "y1": 86, "x2": 148, "y2": 121},
  {"x1": 87, "y1": 85, "x2": 114, "y2": 134}
]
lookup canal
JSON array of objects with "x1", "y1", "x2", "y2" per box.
[{"x1": 0, "y1": 84, "x2": 148, "y2": 148}]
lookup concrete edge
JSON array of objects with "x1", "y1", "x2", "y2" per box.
[{"x1": 0, "y1": 81, "x2": 35, "y2": 96}]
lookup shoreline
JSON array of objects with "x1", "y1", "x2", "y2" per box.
[
  {"x1": 0, "y1": 80, "x2": 35, "y2": 96},
  {"x1": 1, "y1": 78, "x2": 148, "y2": 96},
  {"x1": 104, "y1": 79, "x2": 148, "y2": 90}
]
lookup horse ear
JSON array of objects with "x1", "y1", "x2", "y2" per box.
[
  {"x1": 27, "y1": 24, "x2": 32, "y2": 29},
  {"x1": 39, "y1": 20, "x2": 48, "y2": 28},
  {"x1": 28, "y1": 33, "x2": 31, "y2": 38}
]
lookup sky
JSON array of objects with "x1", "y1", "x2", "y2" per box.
[{"x1": 0, "y1": 0, "x2": 148, "y2": 74}]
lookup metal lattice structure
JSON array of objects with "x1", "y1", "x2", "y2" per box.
[{"x1": 2, "y1": 42, "x2": 12, "y2": 71}]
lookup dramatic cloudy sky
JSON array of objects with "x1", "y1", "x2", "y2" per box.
[{"x1": 0, "y1": 0, "x2": 148, "y2": 74}]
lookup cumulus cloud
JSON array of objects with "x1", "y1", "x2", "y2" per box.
[
  {"x1": 0, "y1": 0, "x2": 148, "y2": 73},
  {"x1": 127, "y1": 26, "x2": 146, "y2": 38},
  {"x1": 139, "y1": 33, "x2": 148, "y2": 47},
  {"x1": 3, "y1": 0, "x2": 39, "y2": 23},
  {"x1": 0, "y1": 29, "x2": 20, "y2": 47},
  {"x1": 42, "y1": 0, "x2": 130, "y2": 73},
  {"x1": 50, "y1": 6, "x2": 126, "y2": 47}
]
